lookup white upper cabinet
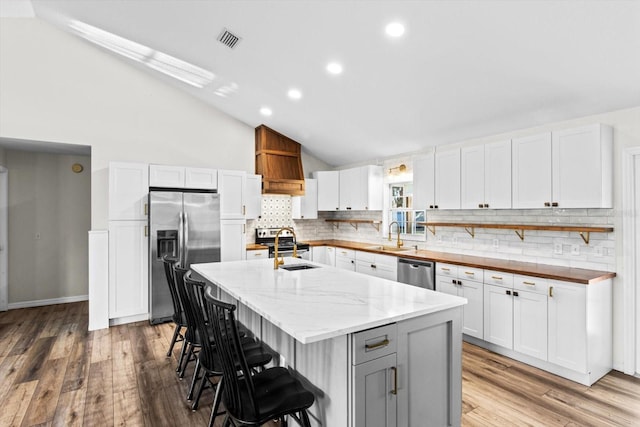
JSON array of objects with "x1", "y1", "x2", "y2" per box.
[
  {"x1": 513, "y1": 124, "x2": 612, "y2": 209},
  {"x1": 316, "y1": 166, "x2": 382, "y2": 211},
  {"x1": 313, "y1": 170, "x2": 340, "y2": 211},
  {"x1": 218, "y1": 169, "x2": 246, "y2": 219},
  {"x1": 109, "y1": 162, "x2": 149, "y2": 221},
  {"x1": 185, "y1": 167, "x2": 217, "y2": 189},
  {"x1": 220, "y1": 219, "x2": 247, "y2": 262},
  {"x1": 339, "y1": 167, "x2": 361, "y2": 210},
  {"x1": 512, "y1": 133, "x2": 553, "y2": 209},
  {"x1": 412, "y1": 153, "x2": 435, "y2": 210},
  {"x1": 461, "y1": 141, "x2": 512, "y2": 210},
  {"x1": 150, "y1": 165, "x2": 217, "y2": 189},
  {"x1": 434, "y1": 148, "x2": 461, "y2": 209},
  {"x1": 552, "y1": 124, "x2": 613, "y2": 208},
  {"x1": 244, "y1": 174, "x2": 262, "y2": 220},
  {"x1": 292, "y1": 178, "x2": 318, "y2": 219},
  {"x1": 149, "y1": 165, "x2": 185, "y2": 188},
  {"x1": 461, "y1": 146, "x2": 485, "y2": 210}
]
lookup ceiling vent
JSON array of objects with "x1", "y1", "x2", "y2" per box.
[{"x1": 217, "y1": 28, "x2": 241, "y2": 49}]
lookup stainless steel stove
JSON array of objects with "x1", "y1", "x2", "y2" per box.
[{"x1": 255, "y1": 228, "x2": 310, "y2": 259}]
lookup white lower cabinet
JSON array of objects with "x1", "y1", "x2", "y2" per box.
[
  {"x1": 436, "y1": 264, "x2": 483, "y2": 339},
  {"x1": 220, "y1": 219, "x2": 246, "y2": 262},
  {"x1": 355, "y1": 251, "x2": 397, "y2": 281},
  {"x1": 483, "y1": 284, "x2": 514, "y2": 348},
  {"x1": 513, "y1": 289, "x2": 547, "y2": 360},
  {"x1": 312, "y1": 246, "x2": 336, "y2": 266},
  {"x1": 246, "y1": 248, "x2": 268, "y2": 260},
  {"x1": 108, "y1": 220, "x2": 148, "y2": 319},
  {"x1": 548, "y1": 281, "x2": 588, "y2": 373},
  {"x1": 336, "y1": 248, "x2": 356, "y2": 271}
]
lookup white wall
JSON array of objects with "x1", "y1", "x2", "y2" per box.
[
  {"x1": 6, "y1": 150, "x2": 91, "y2": 304},
  {"x1": 0, "y1": 18, "x2": 255, "y2": 229}
]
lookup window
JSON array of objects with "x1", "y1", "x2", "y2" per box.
[{"x1": 388, "y1": 182, "x2": 425, "y2": 240}]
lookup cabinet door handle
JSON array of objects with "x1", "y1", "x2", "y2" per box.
[
  {"x1": 506, "y1": 290, "x2": 511, "y2": 295},
  {"x1": 478, "y1": 203, "x2": 483, "y2": 208},
  {"x1": 391, "y1": 366, "x2": 398, "y2": 395},
  {"x1": 242, "y1": 205, "x2": 246, "y2": 215},
  {"x1": 429, "y1": 205, "x2": 434, "y2": 209},
  {"x1": 544, "y1": 202, "x2": 551, "y2": 207},
  {"x1": 523, "y1": 281, "x2": 536, "y2": 286},
  {"x1": 451, "y1": 279, "x2": 456, "y2": 284},
  {"x1": 491, "y1": 276, "x2": 503, "y2": 280},
  {"x1": 513, "y1": 291, "x2": 519, "y2": 297},
  {"x1": 484, "y1": 203, "x2": 489, "y2": 208},
  {"x1": 552, "y1": 202, "x2": 559, "y2": 207},
  {"x1": 365, "y1": 339, "x2": 390, "y2": 350},
  {"x1": 371, "y1": 264, "x2": 377, "y2": 269},
  {"x1": 144, "y1": 225, "x2": 148, "y2": 237},
  {"x1": 441, "y1": 267, "x2": 450, "y2": 271},
  {"x1": 144, "y1": 203, "x2": 148, "y2": 216},
  {"x1": 549, "y1": 286, "x2": 554, "y2": 297},
  {"x1": 464, "y1": 271, "x2": 475, "y2": 276},
  {"x1": 434, "y1": 205, "x2": 439, "y2": 209}
]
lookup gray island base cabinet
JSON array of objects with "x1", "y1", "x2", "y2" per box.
[{"x1": 192, "y1": 259, "x2": 466, "y2": 427}]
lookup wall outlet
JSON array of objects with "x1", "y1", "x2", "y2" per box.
[
  {"x1": 553, "y1": 243, "x2": 562, "y2": 255},
  {"x1": 571, "y1": 244, "x2": 580, "y2": 256},
  {"x1": 594, "y1": 245, "x2": 604, "y2": 257},
  {"x1": 493, "y1": 239, "x2": 499, "y2": 249}
]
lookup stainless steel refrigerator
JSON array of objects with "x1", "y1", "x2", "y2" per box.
[{"x1": 149, "y1": 189, "x2": 220, "y2": 324}]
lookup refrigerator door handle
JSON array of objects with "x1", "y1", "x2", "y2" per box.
[
  {"x1": 183, "y1": 211, "x2": 189, "y2": 266},
  {"x1": 178, "y1": 211, "x2": 185, "y2": 267}
]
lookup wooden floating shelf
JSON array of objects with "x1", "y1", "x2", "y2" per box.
[
  {"x1": 417, "y1": 222, "x2": 614, "y2": 245},
  {"x1": 325, "y1": 219, "x2": 382, "y2": 231}
]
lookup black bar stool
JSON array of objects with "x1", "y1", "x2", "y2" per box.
[{"x1": 162, "y1": 256, "x2": 187, "y2": 365}]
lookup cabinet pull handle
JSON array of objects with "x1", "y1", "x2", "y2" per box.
[
  {"x1": 391, "y1": 366, "x2": 398, "y2": 395},
  {"x1": 144, "y1": 203, "x2": 148, "y2": 216},
  {"x1": 242, "y1": 224, "x2": 246, "y2": 234},
  {"x1": 478, "y1": 203, "x2": 483, "y2": 208},
  {"x1": 451, "y1": 279, "x2": 456, "y2": 284},
  {"x1": 242, "y1": 205, "x2": 246, "y2": 215},
  {"x1": 552, "y1": 202, "x2": 559, "y2": 207},
  {"x1": 441, "y1": 267, "x2": 450, "y2": 271},
  {"x1": 506, "y1": 290, "x2": 512, "y2": 295},
  {"x1": 365, "y1": 339, "x2": 390, "y2": 350},
  {"x1": 544, "y1": 202, "x2": 551, "y2": 207},
  {"x1": 513, "y1": 291, "x2": 519, "y2": 297},
  {"x1": 464, "y1": 271, "x2": 475, "y2": 276},
  {"x1": 549, "y1": 286, "x2": 554, "y2": 297},
  {"x1": 254, "y1": 252, "x2": 261, "y2": 256},
  {"x1": 523, "y1": 281, "x2": 536, "y2": 286},
  {"x1": 491, "y1": 275, "x2": 503, "y2": 280},
  {"x1": 484, "y1": 203, "x2": 489, "y2": 208},
  {"x1": 371, "y1": 264, "x2": 377, "y2": 269}
]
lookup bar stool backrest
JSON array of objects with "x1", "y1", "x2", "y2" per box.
[
  {"x1": 183, "y1": 274, "x2": 217, "y2": 372},
  {"x1": 162, "y1": 256, "x2": 182, "y2": 321},
  {"x1": 204, "y1": 290, "x2": 259, "y2": 420}
]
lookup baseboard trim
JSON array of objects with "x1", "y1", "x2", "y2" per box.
[
  {"x1": 109, "y1": 313, "x2": 149, "y2": 326},
  {"x1": 8, "y1": 294, "x2": 89, "y2": 310}
]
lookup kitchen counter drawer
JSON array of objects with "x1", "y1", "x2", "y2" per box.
[
  {"x1": 514, "y1": 275, "x2": 549, "y2": 295},
  {"x1": 352, "y1": 323, "x2": 397, "y2": 365},
  {"x1": 485, "y1": 270, "x2": 514, "y2": 288},
  {"x1": 459, "y1": 266, "x2": 484, "y2": 282},
  {"x1": 436, "y1": 263, "x2": 459, "y2": 278}
]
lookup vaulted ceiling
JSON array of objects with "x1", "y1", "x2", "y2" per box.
[{"x1": 5, "y1": 1, "x2": 640, "y2": 166}]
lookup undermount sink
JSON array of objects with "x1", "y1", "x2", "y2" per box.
[
  {"x1": 365, "y1": 245, "x2": 412, "y2": 252},
  {"x1": 279, "y1": 264, "x2": 320, "y2": 271}
]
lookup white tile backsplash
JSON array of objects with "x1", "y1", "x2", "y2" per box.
[{"x1": 248, "y1": 200, "x2": 616, "y2": 272}]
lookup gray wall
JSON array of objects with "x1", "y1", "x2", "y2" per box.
[{"x1": 7, "y1": 150, "x2": 90, "y2": 304}]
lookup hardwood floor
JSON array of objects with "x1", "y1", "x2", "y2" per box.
[{"x1": 1, "y1": 302, "x2": 639, "y2": 427}]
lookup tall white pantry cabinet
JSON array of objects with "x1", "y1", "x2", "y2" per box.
[{"x1": 108, "y1": 162, "x2": 149, "y2": 320}]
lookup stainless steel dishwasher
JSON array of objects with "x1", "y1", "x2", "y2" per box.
[{"x1": 397, "y1": 258, "x2": 435, "y2": 290}]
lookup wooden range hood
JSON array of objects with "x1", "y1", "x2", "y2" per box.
[{"x1": 255, "y1": 125, "x2": 305, "y2": 196}]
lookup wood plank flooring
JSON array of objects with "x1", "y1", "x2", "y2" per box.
[{"x1": 1, "y1": 301, "x2": 639, "y2": 426}]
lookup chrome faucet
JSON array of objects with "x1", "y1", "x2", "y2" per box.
[
  {"x1": 273, "y1": 227, "x2": 298, "y2": 269},
  {"x1": 388, "y1": 221, "x2": 404, "y2": 249}
]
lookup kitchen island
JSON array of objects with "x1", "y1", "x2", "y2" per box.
[{"x1": 192, "y1": 258, "x2": 467, "y2": 427}]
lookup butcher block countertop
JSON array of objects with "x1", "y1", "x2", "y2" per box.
[
  {"x1": 304, "y1": 239, "x2": 616, "y2": 285},
  {"x1": 246, "y1": 243, "x2": 268, "y2": 251}
]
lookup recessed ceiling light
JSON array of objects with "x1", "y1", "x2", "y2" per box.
[
  {"x1": 288, "y1": 88, "x2": 302, "y2": 100},
  {"x1": 385, "y1": 22, "x2": 405, "y2": 38},
  {"x1": 259, "y1": 107, "x2": 272, "y2": 116},
  {"x1": 326, "y1": 62, "x2": 343, "y2": 75}
]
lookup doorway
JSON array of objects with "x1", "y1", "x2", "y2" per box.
[
  {"x1": 623, "y1": 147, "x2": 640, "y2": 376},
  {"x1": 0, "y1": 166, "x2": 7, "y2": 311}
]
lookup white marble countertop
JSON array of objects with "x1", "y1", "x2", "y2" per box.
[{"x1": 191, "y1": 258, "x2": 467, "y2": 344}]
